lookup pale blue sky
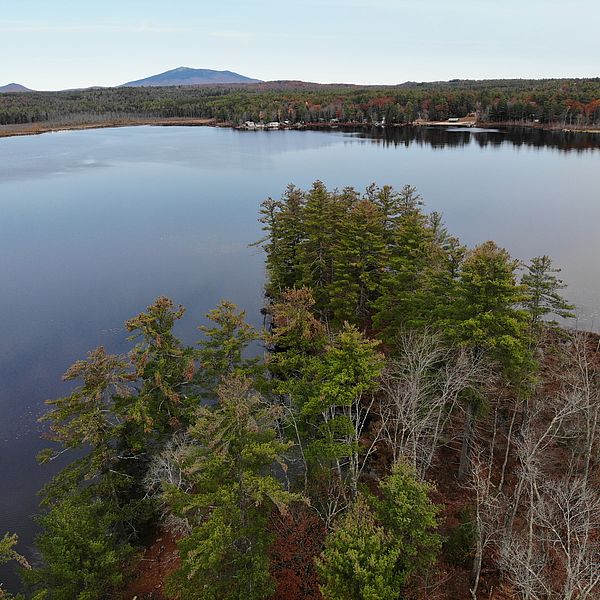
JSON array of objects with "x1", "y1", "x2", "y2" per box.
[{"x1": 2, "y1": 0, "x2": 599, "y2": 90}]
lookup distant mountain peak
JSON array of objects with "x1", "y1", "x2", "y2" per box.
[
  {"x1": 0, "y1": 83, "x2": 32, "y2": 93},
  {"x1": 120, "y1": 67, "x2": 262, "y2": 88}
]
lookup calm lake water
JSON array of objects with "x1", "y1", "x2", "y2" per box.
[{"x1": 1, "y1": 125, "x2": 599, "y2": 589}]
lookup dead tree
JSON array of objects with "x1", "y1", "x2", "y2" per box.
[{"x1": 143, "y1": 432, "x2": 193, "y2": 534}]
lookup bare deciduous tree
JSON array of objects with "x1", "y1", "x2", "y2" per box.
[
  {"x1": 498, "y1": 533, "x2": 549, "y2": 600},
  {"x1": 534, "y1": 476, "x2": 600, "y2": 600},
  {"x1": 380, "y1": 330, "x2": 483, "y2": 480},
  {"x1": 468, "y1": 445, "x2": 504, "y2": 599},
  {"x1": 558, "y1": 331, "x2": 600, "y2": 483}
]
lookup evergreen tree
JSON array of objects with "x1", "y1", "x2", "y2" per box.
[
  {"x1": 316, "y1": 497, "x2": 402, "y2": 600},
  {"x1": 267, "y1": 287, "x2": 328, "y2": 382},
  {"x1": 36, "y1": 347, "x2": 152, "y2": 538},
  {"x1": 329, "y1": 200, "x2": 387, "y2": 327},
  {"x1": 259, "y1": 185, "x2": 305, "y2": 298},
  {"x1": 521, "y1": 255, "x2": 575, "y2": 337},
  {"x1": 275, "y1": 315, "x2": 384, "y2": 513},
  {"x1": 124, "y1": 297, "x2": 197, "y2": 437},
  {"x1": 166, "y1": 376, "x2": 297, "y2": 600},
  {"x1": 375, "y1": 462, "x2": 442, "y2": 576},
  {"x1": 0, "y1": 534, "x2": 29, "y2": 600},
  {"x1": 373, "y1": 195, "x2": 441, "y2": 338},
  {"x1": 317, "y1": 463, "x2": 440, "y2": 600},
  {"x1": 365, "y1": 184, "x2": 402, "y2": 244},
  {"x1": 196, "y1": 300, "x2": 261, "y2": 394},
  {"x1": 449, "y1": 241, "x2": 532, "y2": 382},
  {"x1": 24, "y1": 494, "x2": 131, "y2": 600},
  {"x1": 38, "y1": 347, "x2": 131, "y2": 498},
  {"x1": 297, "y1": 181, "x2": 341, "y2": 311},
  {"x1": 447, "y1": 242, "x2": 533, "y2": 479}
]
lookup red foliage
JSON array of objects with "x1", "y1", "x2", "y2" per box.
[{"x1": 268, "y1": 504, "x2": 326, "y2": 600}]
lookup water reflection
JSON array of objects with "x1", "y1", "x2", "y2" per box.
[
  {"x1": 354, "y1": 125, "x2": 600, "y2": 152},
  {"x1": 0, "y1": 124, "x2": 599, "y2": 592}
]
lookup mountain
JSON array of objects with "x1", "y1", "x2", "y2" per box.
[
  {"x1": 120, "y1": 67, "x2": 262, "y2": 87},
  {"x1": 0, "y1": 83, "x2": 32, "y2": 93}
]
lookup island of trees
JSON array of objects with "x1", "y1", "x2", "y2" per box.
[
  {"x1": 1, "y1": 78, "x2": 600, "y2": 134},
  {"x1": 2, "y1": 182, "x2": 599, "y2": 600}
]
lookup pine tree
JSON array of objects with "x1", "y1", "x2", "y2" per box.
[
  {"x1": 124, "y1": 297, "x2": 197, "y2": 437},
  {"x1": 24, "y1": 495, "x2": 131, "y2": 600},
  {"x1": 522, "y1": 255, "x2": 575, "y2": 338},
  {"x1": 316, "y1": 496, "x2": 402, "y2": 600},
  {"x1": 373, "y1": 197, "x2": 440, "y2": 339},
  {"x1": 259, "y1": 185, "x2": 305, "y2": 298},
  {"x1": 447, "y1": 242, "x2": 533, "y2": 480},
  {"x1": 329, "y1": 200, "x2": 387, "y2": 327},
  {"x1": 166, "y1": 376, "x2": 298, "y2": 600},
  {"x1": 0, "y1": 533, "x2": 29, "y2": 600},
  {"x1": 376, "y1": 461, "x2": 442, "y2": 575},
  {"x1": 196, "y1": 300, "x2": 261, "y2": 394},
  {"x1": 316, "y1": 463, "x2": 440, "y2": 600},
  {"x1": 38, "y1": 347, "x2": 131, "y2": 495},
  {"x1": 449, "y1": 241, "x2": 532, "y2": 381},
  {"x1": 297, "y1": 181, "x2": 344, "y2": 312}
]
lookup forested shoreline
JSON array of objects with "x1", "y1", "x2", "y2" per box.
[
  {"x1": 2, "y1": 182, "x2": 600, "y2": 600},
  {"x1": 1, "y1": 78, "x2": 600, "y2": 132}
]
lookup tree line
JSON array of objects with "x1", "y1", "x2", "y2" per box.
[
  {"x1": 2, "y1": 182, "x2": 599, "y2": 600},
  {"x1": 1, "y1": 78, "x2": 600, "y2": 127}
]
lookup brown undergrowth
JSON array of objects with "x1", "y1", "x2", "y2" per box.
[{"x1": 123, "y1": 329, "x2": 600, "y2": 600}]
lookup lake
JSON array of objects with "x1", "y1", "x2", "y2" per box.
[{"x1": 1, "y1": 125, "x2": 599, "y2": 590}]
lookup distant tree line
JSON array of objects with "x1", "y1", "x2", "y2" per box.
[{"x1": 1, "y1": 78, "x2": 600, "y2": 127}]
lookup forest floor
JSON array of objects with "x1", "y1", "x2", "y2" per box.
[
  {"x1": 122, "y1": 330, "x2": 600, "y2": 600},
  {"x1": 122, "y1": 529, "x2": 180, "y2": 600}
]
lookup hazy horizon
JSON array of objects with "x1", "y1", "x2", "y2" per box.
[{"x1": 2, "y1": 0, "x2": 599, "y2": 91}]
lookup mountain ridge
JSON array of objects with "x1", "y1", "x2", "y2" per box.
[
  {"x1": 0, "y1": 83, "x2": 32, "y2": 93},
  {"x1": 119, "y1": 67, "x2": 262, "y2": 87}
]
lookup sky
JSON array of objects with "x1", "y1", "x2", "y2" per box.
[{"x1": 1, "y1": 0, "x2": 599, "y2": 90}]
